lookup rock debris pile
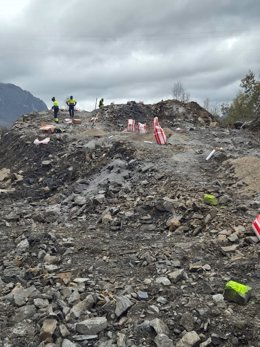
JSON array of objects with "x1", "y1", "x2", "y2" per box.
[
  {"x1": 0, "y1": 100, "x2": 260, "y2": 346},
  {"x1": 93, "y1": 99, "x2": 216, "y2": 131}
]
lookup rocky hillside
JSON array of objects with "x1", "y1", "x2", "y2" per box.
[
  {"x1": 0, "y1": 83, "x2": 47, "y2": 127},
  {"x1": 0, "y1": 100, "x2": 259, "y2": 347}
]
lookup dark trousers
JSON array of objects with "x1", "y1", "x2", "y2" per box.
[
  {"x1": 69, "y1": 105, "x2": 75, "y2": 117},
  {"x1": 53, "y1": 106, "x2": 59, "y2": 118}
]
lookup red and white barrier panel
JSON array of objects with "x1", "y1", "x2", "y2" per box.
[
  {"x1": 252, "y1": 215, "x2": 260, "y2": 240},
  {"x1": 127, "y1": 119, "x2": 135, "y2": 132},
  {"x1": 154, "y1": 125, "x2": 167, "y2": 145},
  {"x1": 153, "y1": 117, "x2": 159, "y2": 129},
  {"x1": 138, "y1": 122, "x2": 147, "y2": 134}
]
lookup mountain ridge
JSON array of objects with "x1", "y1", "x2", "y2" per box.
[{"x1": 0, "y1": 83, "x2": 47, "y2": 126}]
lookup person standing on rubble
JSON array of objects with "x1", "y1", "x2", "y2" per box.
[
  {"x1": 98, "y1": 98, "x2": 104, "y2": 109},
  {"x1": 98, "y1": 98, "x2": 104, "y2": 120},
  {"x1": 66, "y1": 96, "x2": 77, "y2": 118},
  {"x1": 51, "y1": 97, "x2": 59, "y2": 123}
]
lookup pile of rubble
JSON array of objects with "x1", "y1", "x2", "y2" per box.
[
  {"x1": 93, "y1": 100, "x2": 217, "y2": 132},
  {"x1": 0, "y1": 100, "x2": 260, "y2": 346}
]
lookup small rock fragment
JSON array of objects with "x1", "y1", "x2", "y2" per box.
[
  {"x1": 137, "y1": 291, "x2": 149, "y2": 300},
  {"x1": 155, "y1": 277, "x2": 171, "y2": 286},
  {"x1": 62, "y1": 339, "x2": 78, "y2": 347},
  {"x1": 115, "y1": 295, "x2": 134, "y2": 317},
  {"x1": 176, "y1": 331, "x2": 201, "y2": 347},
  {"x1": 180, "y1": 312, "x2": 194, "y2": 331},
  {"x1": 76, "y1": 317, "x2": 108, "y2": 335},
  {"x1": 40, "y1": 319, "x2": 57, "y2": 341},
  {"x1": 166, "y1": 217, "x2": 181, "y2": 231},
  {"x1": 154, "y1": 333, "x2": 174, "y2": 347},
  {"x1": 150, "y1": 318, "x2": 169, "y2": 335},
  {"x1": 168, "y1": 269, "x2": 185, "y2": 283}
]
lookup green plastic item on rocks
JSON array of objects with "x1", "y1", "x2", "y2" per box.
[
  {"x1": 203, "y1": 194, "x2": 218, "y2": 206},
  {"x1": 224, "y1": 280, "x2": 252, "y2": 305}
]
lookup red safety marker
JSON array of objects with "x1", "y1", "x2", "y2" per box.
[
  {"x1": 154, "y1": 125, "x2": 167, "y2": 145},
  {"x1": 252, "y1": 215, "x2": 260, "y2": 240},
  {"x1": 127, "y1": 119, "x2": 135, "y2": 132},
  {"x1": 138, "y1": 122, "x2": 147, "y2": 134},
  {"x1": 153, "y1": 117, "x2": 159, "y2": 129}
]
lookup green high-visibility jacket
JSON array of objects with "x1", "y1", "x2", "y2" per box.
[{"x1": 67, "y1": 98, "x2": 77, "y2": 105}]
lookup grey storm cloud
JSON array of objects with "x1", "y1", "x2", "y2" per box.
[{"x1": 0, "y1": 0, "x2": 260, "y2": 110}]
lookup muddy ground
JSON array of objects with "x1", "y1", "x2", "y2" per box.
[{"x1": 0, "y1": 101, "x2": 260, "y2": 347}]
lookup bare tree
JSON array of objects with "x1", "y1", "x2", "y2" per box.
[
  {"x1": 210, "y1": 104, "x2": 220, "y2": 117},
  {"x1": 203, "y1": 97, "x2": 210, "y2": 111},
  {"x1": 181, "y1": 91, "x2": 190, "y2": 103},
  {"x1": 172, "y1": 81, "x2": 190, "y2": 102}
]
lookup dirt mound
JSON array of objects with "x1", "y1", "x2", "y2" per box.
[
  {"x1": 94, "y1": 99, "x2": 217, "y2": 132},
  {"x1": 225, "y1": 156, "x2": 260, "y2": 195}
]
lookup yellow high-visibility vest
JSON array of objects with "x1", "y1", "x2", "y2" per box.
[{"x1": 67, "y1": 98, "x2": 77, "y2": 105}]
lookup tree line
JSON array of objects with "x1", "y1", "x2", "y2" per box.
[
  {"x1": 172, "y1": 70, "x2": 260, "y2": 124},
  {"x1": 221, "y1": 70, "x2": 260, "y2": 124}
]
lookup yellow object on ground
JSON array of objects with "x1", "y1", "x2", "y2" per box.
[
  {"x1": 203, "y1": 194, "x2": 218, "y2": 206},
  {"x1": 224, "y1": 280, "x2": 252, "y2": 305}
]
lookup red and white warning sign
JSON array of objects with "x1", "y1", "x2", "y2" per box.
[
  {"x1": 153, "y1": 117, "x2": 159, "y2": 129},
  {"x1": 127, "y1": 119, "x2": 135, "y2": 132},
  {"x1": 252, "y1": 215, "x2": 260, "y2": 240},
  {"x1": 138, "y1": 122, "x2": 147, "y2": 134},
  {"x1": 154, "y1": 125, "x2": 167, "y2": 145}
]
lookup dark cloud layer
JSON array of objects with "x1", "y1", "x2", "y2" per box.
[{"x1": 1, "y1": 0, "x2": 260, "y2": 111}]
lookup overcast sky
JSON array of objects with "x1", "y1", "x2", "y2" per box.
[{"x1": 1, "y1": 0, "x2": 260, "y2": 111}]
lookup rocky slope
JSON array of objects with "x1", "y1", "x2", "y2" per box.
[
  {"x1": 0, "y1": 100, "x2": 259, "y2": 347},
  {"x1": 0, "y1": 83, "x2": 47, "y2": 127}
]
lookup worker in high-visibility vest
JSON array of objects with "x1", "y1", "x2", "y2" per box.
[
  {"x1": 51, "y1": 97, "x2": 59, "y2": 123},
  {"x1": 99, "y1": 98, "x2": 104, "y2": 109},
  {"x1": 66, "y1": 96, "x2": 77, "y2": 118}
]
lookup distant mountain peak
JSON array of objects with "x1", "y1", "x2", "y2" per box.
[{"x1": 0, "y1": 83, "x2": 47, "y2": 127}]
